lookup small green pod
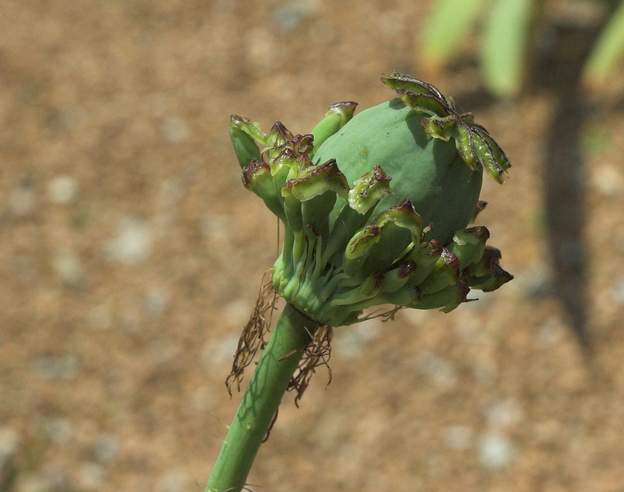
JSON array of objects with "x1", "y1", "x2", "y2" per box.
[
  {"x1": 348, "y1": 165, "x2": 392, "y2": 214},
  {"x1": 230, "y1": 125, "x2": 261, "y2": 169},
  {"x1": 343, "y1": 225, "x2": 382, "y2": 278},
  {"x1": 282, "y1": 159, "x2": 349, "y2": 202},
  {"x1": 312, "y1": 101, "x2": 358, "y2": 154},
  {"x1": 379, "y1": 261, "x2": 416, "y2": 294},
  {"x1": 242, "y1": 160, "x2": 284, "y2": 218},
  {"x1": 418, "y1": 250, "x2": 460, "y2": 295},
  {"x1": 411, "y1": 283, "x2": 468, "y2": 311},
  {"x1": 448, "y1": 226, "x2": 490, "y2": 269},
  {"x1": 467, "y1": 265, "x2": 513, "y2": 292}
]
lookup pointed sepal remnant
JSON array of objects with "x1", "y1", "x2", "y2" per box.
[
  {"x1": 266, "y1": 121, "x2": 294, "y2": 149},
  {"x1": 381, "y1": 72, "x2": 455, "y2": 117},
  {"x1": 282, "y1": 159, "x2": 349, "y2": 202},
  {"x1": 472, "y1": 200, "x2": 488, "y2": 222},
  {"x1": 328, "y1": 101, "x2": 358, "y2": 126},
  {"x1": 381, "y1": 73, "x2": 511, "y2": 182},
  {"x1": 419, "y1": 249, "x2": 460, "y2": 295},
  {"x1": 242, "y1": 159, "x2": 284, "y2": 218},
  {"x1": 421, "y1": 115, "x2": 457, "y2": 142},
  {"x1": 348, "y1": 165, "x2": 392, "y2": 214},
  {"x1": 377, "y1": 199, "x2": 424, "y2": 240},
  {"x1": 464, "y1": 246, "x2": 513, "y2": 292},
  {"x1": 448, "y1": 226, "x2": 490, "y2": 269},
  {"x1": 378, "y1": 261, "x2": 416, "y2": 294},
  {"x1": 412, "y1": 282, "x2": 469, "y2": 312},
  {"x1": 343, "y1": 200, "x2": 424, "y2": 279},
  {"x1": 242, "y1": 159, "x2": 271, "y2": 190},
  {"x1": 230, "y1": 115, "x2": 264, "y2": 168},
  {"x1": 468, "y1": 125, "x2": 511, "y2": 183},
  {"x1": 230, "y1": 114, "x2": 267, "y2": 145},
  {"x1": 312, "y1": 101, "x2": 358, "y2": 154}
]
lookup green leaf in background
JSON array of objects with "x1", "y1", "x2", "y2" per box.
[
  {"x1": 420, "y1": 0, "x2": 486, "y2": 70},
  {"x1": 583, "y1": 0, "x2": 624, "y2": 89},
  {"x1": 481, "y1": 0, "x2": 535, "y2": 98}
]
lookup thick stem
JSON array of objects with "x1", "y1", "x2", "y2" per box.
[{"x1": 205, "y1": 303, "x2": 318, "y2": 492}]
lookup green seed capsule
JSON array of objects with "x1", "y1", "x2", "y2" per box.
[{"x1": 231, "y1": 74, "x2": 512, "y2": 326}]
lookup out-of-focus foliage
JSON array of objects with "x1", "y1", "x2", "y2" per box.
[
  {"x1": 480, "y1": 0, "x2": 534, "y2": 98},
  {"x1": 583, "y1": 0, "x2": 624, "y2": 88},
  {"x1": 420, "y1": 0, "x2": 624, "y2": 97},
  {"x1": 420, "y1": 0, "x2": 485, "y2": 70}
]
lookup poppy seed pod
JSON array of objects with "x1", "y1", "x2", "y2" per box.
[{"x1": 230, "y1": 73, "x2": 512, "y2": 327}]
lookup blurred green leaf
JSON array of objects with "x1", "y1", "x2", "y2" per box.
[
  {"x1": 420, "y1": 0, "x2": 486, "y2": 69},
  {"x1": 581, "y1": 124, "x2": 612, "y2": 156},
  {"x1": 583, "y1": 0, "x2": 624, "y2": 89},
  {"x1": 481, "y1": 0, "x2": 534, "y2": 98}
]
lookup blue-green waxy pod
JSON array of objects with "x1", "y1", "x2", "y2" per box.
[{"x1": 313, "y1": 99, "x2": 483, "y2": 244}]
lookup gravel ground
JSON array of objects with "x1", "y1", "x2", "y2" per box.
[{"x1": 1, "y1": 1, "x2": 624, "y2": 491}]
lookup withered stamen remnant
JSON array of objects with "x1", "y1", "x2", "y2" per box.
[
  {"x1": 225, "y1": 270, "x2": 277, "y2": 396},
  {"x1": 287, "y1": 325, "x2": 333, "y2": 407}
]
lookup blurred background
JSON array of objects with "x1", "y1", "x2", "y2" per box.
[{"x1": 1, "y1": 0, "x2": 624, "y2": 491}]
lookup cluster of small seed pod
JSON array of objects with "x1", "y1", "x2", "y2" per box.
[{"x1": 230, "y1": 74, "x2": 512, "y2": 327}]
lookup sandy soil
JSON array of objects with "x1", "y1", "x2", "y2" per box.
[{"x1": 1, "y1": 1, "x2": 624, "y2": 491}]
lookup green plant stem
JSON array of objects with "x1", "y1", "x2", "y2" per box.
[{"x1": 205, "y1": 303, "x2": 318, "y2": 492}]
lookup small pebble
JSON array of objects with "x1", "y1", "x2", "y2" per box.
[
  {"x1": 399, "y1": 307, "x2": 430, "y2": 326},
  {"x1": 156, "y1": 468, "x2": 191, "y2": 492},
  {"x1": 0, "y1": 427, "x2": 19, "y2": 489},
  {"x1": 52, "y1": 251, "x2": 84, "y2": 287},
  {"x1": 415, "y1": 351, "x2": 458, "y2": 391},
  {"x1": 47, "y1": 176, "x2": 78, "y2": 204},
  {"x1": 188, "y1": 386, "x2": 215, "y2": 413},
  {"x1": 486, "y1": 399, "x2": 524, "y2": 430},
  {"x1": 479, "y1": 432, "x2": 515, "y2": 470},
  {"x1": 444, "y1": 425, "x2": 473, "y2": 450},
  {"x1": 516, "y1": 266, "x2": 552, "y2": 300},
  {"x1": 244, "y1": 29, "x2": 275, "y2": 69},
  {"x1": 78, "y1": 463, "x2": 104, "y2": 490},
  {"x1": 610, "y1": 278, "x2": 624, "y2": 305},
  {"x1": 592, "y1": 165, "x2": 622, "y2": 196},
  {"x1": 162, "y1": 116, "x2": 190, "y2": 143},
  {"x1": 42, "y1": 418, "x2": 72, "y2": 445},
  {"x1": 202, "y1": 334, "x2": 238, "y2": 368},
  {"x1": 201, "y1": 214, "x2": 230, "y2": 242},
  {"x1": 473, "y1": 357, "x2": 498, "y2": 386},
  {"x1": 223, "y1": 299, "x2": 251, "y2": 327},
  {"x1": 149, "y1": 338, "x2": 178, "y2": 365},
  {"x1": 16, "y1": 469, "x2": 69, "y2": 492},
  {"x1": 535, "y1": 317, "x2": 564, "y2": 349},
  {"x1": 93, "y1": 435, "x2": 119, "y2": 464},
  {"x1": 33, "y1": 354, "x2": 80, "y2": 381},
  {"x1": 335, "y1": 323, "x2": 381, "y2": 359},
  {"x1": 9, "y1": 185, "x2": 36, "y2": 216},
  {"x1": 272, "y1": 0, "x2": 319, "y2": 32},
  {"x1": 106, "y1": 217, "x2": 153, "y2": 265},
  {"x1": 145, "y1": 286, "x2": 171, "y2": 318},
  {"x1": 378, "y1": 10, "x2": 405, "y2": 36},
  {"x1": 88, "y1": 304, "x2": 113, "y2": 331}
]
